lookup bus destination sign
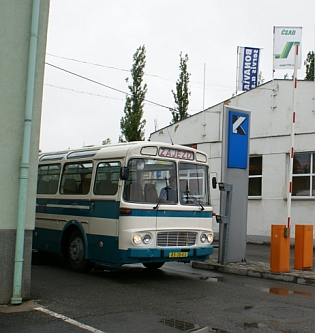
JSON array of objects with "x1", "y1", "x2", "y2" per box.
[{"x1": 158, "y1": 147, "x2": 194, "y2": 160}]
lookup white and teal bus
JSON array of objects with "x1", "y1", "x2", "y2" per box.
[{"x1": 34, "y1": 141, "x2": 214, "y2": 272}]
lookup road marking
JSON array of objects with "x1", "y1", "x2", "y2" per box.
[{"x1": 35, "y1": 306, "x2": 107, "y2": 333}]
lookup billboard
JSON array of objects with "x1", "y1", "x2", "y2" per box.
[{"x1": 273, "y1": 26, "x2": 302, "y2": 69}]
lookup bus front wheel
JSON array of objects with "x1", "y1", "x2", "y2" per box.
[
  {"x1": 142, "y1": 262, "x2": 164, "y2": 269},
  {"x1": 68, "y1": 230, "x2": 94, "y2": 272}
]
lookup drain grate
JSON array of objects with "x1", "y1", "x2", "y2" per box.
[
  {"x1": 160, "y1": 318, "x2": 231, "y2": 333},
  {"x1": 160, "y1": 318, "x2": 195, "y2": 331}
]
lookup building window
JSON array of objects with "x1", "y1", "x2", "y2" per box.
[
  {"x1": 248, "y1": 156, "x2": 262, "y2": 197},
  {"x1": 292, "y1": 152, "x2": 315, "y2": 197}
]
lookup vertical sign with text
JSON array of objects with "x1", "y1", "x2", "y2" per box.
[{"x1": 237, "y1": 47, "x2": 260, "y2": 91}]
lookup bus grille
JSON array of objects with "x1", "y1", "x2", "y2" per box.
[{"x1": 157, "y1": 232, "x2": 197, "y2": 247}]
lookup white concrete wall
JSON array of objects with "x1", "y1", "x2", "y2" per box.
[
  {"x1": 150, "y1": 80, "x2": 315, "y2": 242},
  {"x1": 0, "y1": 0, "x2": 49, "y2": 304}
]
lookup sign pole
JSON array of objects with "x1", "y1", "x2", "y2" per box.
[{"x1": 235, "y1": 46, "x2": 240, "y2": 95}]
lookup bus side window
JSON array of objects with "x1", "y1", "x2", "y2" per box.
[
  {"x1": 60, "y1": 162, "x2": 93, "y2": 195},
  {"x1": 37, "y1": 164, "x2": 61, "y2": 194},
  {"x1": 94, "y1": 161, "x2": 121, "y2": 195}
]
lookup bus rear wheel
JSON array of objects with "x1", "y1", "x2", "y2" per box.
[
  {"x1": 68, "y1": 230, "x2": 94, "y2": 272},
  {"x1": 142, "y1": 262, "x2": 164, "y2": 269}
]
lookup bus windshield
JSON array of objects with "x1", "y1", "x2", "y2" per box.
[{"x1": 123, "y1": 158, "x2": 210, "y2": 205}]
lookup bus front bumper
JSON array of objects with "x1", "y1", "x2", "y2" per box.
[{"x1": 127, "y1": 246, "x2": 213, "y2": 259}]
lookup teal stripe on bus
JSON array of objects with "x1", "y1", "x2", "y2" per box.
[
  {"x1": 123, "y1": 209, "x2": 212, "y2": 218},
  {"x1": 36, "y1": 199, "x2": 212, "y2": 219},
  {"x1": 36, "y1": 199, "x2": 120, "y2": 219}
]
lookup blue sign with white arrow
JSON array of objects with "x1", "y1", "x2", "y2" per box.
[{"x1": 227, "y1": 110, "x2": 249, "y2": 169}]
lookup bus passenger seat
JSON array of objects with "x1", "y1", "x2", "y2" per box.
[
  {"x1": 81, "y1": 178, "x2": 91, "y2": 194},
  {"x1": 37, "y1": 180, "x2": 49, "y2": 194},
  {"x1": 129, "y1": 183, "x2": 143, "y2": 202},
  {"x1": 97, "y1": 179, "x2": 114, "y2": 195},
  {"x1": 48, "y1": 179, "x2": 58, "y2": 194},
  {"x1": 63, "y1": 178, "x2": 77, "y2": 194},
  {"x1": 144, "y1": 184, "x2": 158, "y2": 203}
]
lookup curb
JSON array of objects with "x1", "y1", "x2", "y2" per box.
[{"x1": 192, "y1": 260, "x2": 315, "y2": 285}]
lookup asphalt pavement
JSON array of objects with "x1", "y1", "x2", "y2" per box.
[
  {"x1": 0, "y1": 242, "x2": 314, "y2": 333},
  {"x1": 193, "y1": 242, "x2": 315, "y2": 285}
]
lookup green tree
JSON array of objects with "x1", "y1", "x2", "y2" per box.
[
  {"x1": 119, "y1": 45, "x2": 147, "y2": 142},
  {"x1": 170, "y1": 52, "x2": 191, "y2": 124},
  {"x1": 304, "y1": 51, "x2": 314, "y2": 81}
]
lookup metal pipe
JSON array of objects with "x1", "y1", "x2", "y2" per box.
[
  {"x1": 11, "y1": 0, "x2": 40, "y2": 305},
  {"x1": 285, "y1": 44, "x2": 299, "y2": 235}
]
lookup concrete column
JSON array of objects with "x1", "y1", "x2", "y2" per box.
[{"x1": 0, "y1": 0, "x2": 49, "y2": 304}]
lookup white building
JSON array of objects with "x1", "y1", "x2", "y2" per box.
[{"x1": 150, "y1": 79, "x2": 315, "y2": 243}]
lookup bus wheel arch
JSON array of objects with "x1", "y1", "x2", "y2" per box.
[{"x1": 61, "y1": 224, "x2": 94, "y2": 272}]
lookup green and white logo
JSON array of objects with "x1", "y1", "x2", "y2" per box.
[
  {"x1": 273, "y1": 26, "x2": 302, "y2": 69},
  {"x1": 275, "y1": 41, "x2": 300, "y2": 59}
]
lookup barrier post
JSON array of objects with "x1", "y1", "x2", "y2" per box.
[
  {"x1": 294, "y1": 225, "x2": 313, "y2": 270},
  {"x1": 270, "y1": 225, "x2": 290, "y2": 273}
]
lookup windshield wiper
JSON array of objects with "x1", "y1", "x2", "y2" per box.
[
  {"x1": 184, "y1": 191, "x2": 204, "y2": 211},
  {"x1": 154, "y1": 177, "x2": 169, "y2": 210},
  {"x1": 154, "y1": 195, "x2": 164, "y2": 210}
]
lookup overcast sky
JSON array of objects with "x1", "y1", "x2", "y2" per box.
[{"x1": 40, "y1": 0, "x2": 315, "y2": 152}]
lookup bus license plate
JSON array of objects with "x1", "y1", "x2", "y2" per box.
[{"x1": 169, "y1": 252, "x2": 188, "y2": 258}]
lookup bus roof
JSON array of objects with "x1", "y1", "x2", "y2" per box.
[{"x1": 38, "y1": 141, "x2": 208, "y2": 164}]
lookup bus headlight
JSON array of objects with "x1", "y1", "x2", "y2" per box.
[
  {"x1": 142, "y1": 234, "x2": 152, "y2": 244},
  {"x1": 200, "y1": 232, "x2": 214, "y2": 244},
  {"x1": 132, "y1": 233, "x2": 152, "y2": 245},
  {"x1": 133, "y1": 234, "x2": 142, "y2": 245}
]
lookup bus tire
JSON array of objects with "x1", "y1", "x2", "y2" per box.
[
  {"x1": 142, "y1": 262, "x2": 164, "y2": 269},
  {"x1": 68, "y1": 229, "x2": 94, "y2": 272}
]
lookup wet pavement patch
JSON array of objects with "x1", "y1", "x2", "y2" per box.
[
  {"x1": 244, "y1": 322, "x2": 259, "y2": 329},
  {"x1": 263, "y1": 287, "x2": 312, "y2": 296}
]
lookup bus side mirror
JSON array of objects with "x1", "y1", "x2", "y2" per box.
[
  {"x1": 212, "y1": 177, "x2": 217, "y2": 189},
  {"x1": 120, "y1": 167, "x2": 129, "y2": 180}
]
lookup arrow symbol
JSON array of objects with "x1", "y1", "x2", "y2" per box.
[{"x1": 232, "y1": 115, "x2": 246, "y2": 135}]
